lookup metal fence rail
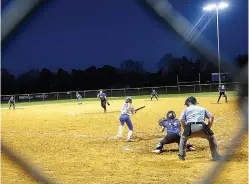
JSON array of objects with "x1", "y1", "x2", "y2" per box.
[{"x1": 1, "y1": 82, "x2": 239, "y2": 103}]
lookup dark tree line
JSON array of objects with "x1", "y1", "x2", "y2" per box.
[{"x1": 2, "y1": 54, "x2": 248, "y2": 95}]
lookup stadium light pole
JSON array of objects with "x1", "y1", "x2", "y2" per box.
[{"x1": 203, "y1": 2, "x2": 229, "y2": 85}]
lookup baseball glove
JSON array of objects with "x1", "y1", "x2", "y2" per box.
[{"x1": 107, "y1": 101, "x2": 110, "y2": 106}]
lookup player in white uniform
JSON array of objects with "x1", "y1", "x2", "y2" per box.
[
  {"x1": 116, "y1": 97, "x2": 136, "y2": 142},
  {"x1": 76, "y1": 92, "x2": 82, "y2": 105}
]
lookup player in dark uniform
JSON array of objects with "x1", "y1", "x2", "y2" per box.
[
  {"x1": 97, "y1": 90, "x2": 110, "y2": 113},
  {"x1": 151, "y1": 89, "x2": 159, "y2": 101},
  {"x1": 152, "y1": 110, "x2": 195, "y2": 153},
  {"x1": 217, "y1": 84, "x2": 228, "y2": 103},
  {"x1": 76, "y1": 92, "x2": 82, "y2": 105},
  {"x1": 8, "y1": 96, "x2": 15, "y2": 110}
]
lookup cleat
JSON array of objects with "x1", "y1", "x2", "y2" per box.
[
  {"x1": 211, "y1": 155, "x2": 221, "y2": 161},
  {"x1": 187, "y1": 147, "x2": 196, "y2": 151},
  {"x1": 126, "y1": 139, "x2": 135, "y2": 142},
  {"x1": 178, "y1": 155, "x2": 186, "y2": 161},
  {"x1": 115, "y1": 135, "x2": 122, "y2": 139},
  {"x1": 151, "y1": 149, "x2": 162, "y2": 153}
]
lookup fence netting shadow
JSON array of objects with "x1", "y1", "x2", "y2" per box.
[{"x1": 1, "y1": 0, "x2": 248, "y2": 184}]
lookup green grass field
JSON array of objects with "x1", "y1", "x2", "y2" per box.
[{"x1": 1, "y1": 91, "x2": 237, "y2": 108}]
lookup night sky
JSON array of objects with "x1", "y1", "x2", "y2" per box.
[{"x1": 1, "y1": 0, "x2": 248, "y2": 75}]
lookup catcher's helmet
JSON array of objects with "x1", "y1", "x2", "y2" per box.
[
  {"x1": 166, "y1": 110, "x2": 176, "y2": 119},
  {"x1": 125, "y1": 96, "x2": 132, "y2": 103},
  {"x1": 184, "y1": 96, "x2": 198, "y2": 106}
]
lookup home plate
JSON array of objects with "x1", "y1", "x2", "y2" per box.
[
  {"x1": 122, "y1": 146, "x2": 132, "y2": 151},
  {"x1": 107, "y1": 136, "x2": 121, "y2": 140}
]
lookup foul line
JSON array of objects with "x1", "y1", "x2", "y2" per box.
[{"x1": 214, "y1": 110, "x2": 240, "y2": 123}]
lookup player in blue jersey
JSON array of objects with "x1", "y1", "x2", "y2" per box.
[
  {"x1": 217, "y1": 84, "x2": 228, "y2": 103},
  {"x1": 152, "y1": 110, "x2": 195, "y2": 153},
  {"x1": 151, "y1": 89, "x2": 159, "y2": 101},
  {"x1": 97, "y1": 90, "x2": 110, "y2": 113},
  {"x1": 8, "y1": 96, "x2": 15, "y2": 110},
  {"x1": 116, "y1": 96, "x2": 136, "y2": 142},
  {"x1": 76, "y1": 92, "x2": 82, "y2": 105}
]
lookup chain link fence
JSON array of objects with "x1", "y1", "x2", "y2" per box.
[
  {"x1": 1, "y1": 0, "x2": 247, "y2": 184},
  {"x1": 1, "y1": 82, "x2": 239, "y2": 103}
]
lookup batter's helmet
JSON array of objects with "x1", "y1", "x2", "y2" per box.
[
  {"x1": 184, "y1": 96, "x2": 198, "y2": 106},
  {"x1": 125, "y1": 96, "x2": 132, "y2": 103},
  {"x1": 166, "y1": 110, "x2": 176, "y2": 119}
]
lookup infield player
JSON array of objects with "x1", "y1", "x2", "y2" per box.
[
  {"x1": 178, "y1": 96, "x2": 220, "y2": 161},
  {"x1": 217, "y1": 84, "x2": 228, "y2": 103},
  {"x1": 151, "y1": 89, "x2": 159, "y2": 101},
  {"x1": 76, "y1": 92, "x2": 82, "y2": 105},
  {"x1": 116, "y1": 96, "x2": 136, "y2": 142},
  {"x1": 8, "y1": 96, "x2": 15, "y2": 110},
  {"x1": 97, "y1": 90, "x2": 110, "y2": 113},
  {"x1": 152, "y1": 110, "x2": 195, "y2": 153}
]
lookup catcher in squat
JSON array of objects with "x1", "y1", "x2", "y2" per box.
[{"x1": 152, "y1": 110, "x2": 195, "y2": 153}]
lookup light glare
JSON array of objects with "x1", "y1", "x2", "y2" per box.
[
  {"x1": 203, "y1": 2, "x2": 229, "y2": 11},
  {"x1": 218, "y1": 2, "x2": 229, "y2": 9}
]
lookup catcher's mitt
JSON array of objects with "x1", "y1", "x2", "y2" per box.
[{"x1": 107, "y1": 101, "x2": 110, "y2": 106}]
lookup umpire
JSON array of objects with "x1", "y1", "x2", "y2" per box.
[{"x1": 178, "y1": 96, "x2": 220, "y2": 161}]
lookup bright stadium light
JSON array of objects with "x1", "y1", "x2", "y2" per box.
[
  {"x1": 218, "y1": 2, "x2": 229, "y2": 9},
  {"x1": 203, "y1": 2, "x2": 229, "y2": 11},
  {"x1": 203, "y1": 2, "x2": 229, "y2": 85},
  {"x1": 203, "y1": 4, "x2": 217, "y2": 11}
]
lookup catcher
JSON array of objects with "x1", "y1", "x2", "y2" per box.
[{"x1": 152, "y1": 110, "x2": 195, "y2": 153}]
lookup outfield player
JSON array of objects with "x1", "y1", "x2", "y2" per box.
[
  {"x1": 217, "y1": 84, "x2": 228, "y2": 103},
  {"x1": 151, "y1": 89, "x2": 159, "y2": 101},
  {"x1": 116, "y1": 97, "x2": 135, "y2": 142},
  {"x1": 97, "y1": 90, "x2": 109, "y2": 113},
  {"x1": 8, "y1": 96, "x2": 15, "y2": 110},
  {"x1": 76, "y1": 92, "x2": 82, "y2": 105},
  {"x1": 178, "y1": 96, "x2": 220, "y2": 161},
  {"x1": 152, "y1": 110, "x2": 195, "y2": 153}
]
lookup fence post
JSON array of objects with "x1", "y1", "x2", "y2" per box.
[
  {"x1": 111, "y1": 89, "x2": 112, "y2": 97},
  {"x1": 177, "y1": 75, "x2": 180, "y2": 93},
  {"x1": 210, "y1": 84, "x2": 212, "y2": 92},
  {"x1": 137, "y1": 88, "x2": 140, "y2": 96},
  {"x1": 56, "y1": 93, "x2": 59, "y2": 100},
  {"x1": 124, "y1": 89, "x2": 126, "y2": 97},
  {"x1": 43, "y1": 93, "x2": 45, "y2": 101},
  {"x1": 28, "y1": 94, "x2": 30, "y2": 102},
  {"x1": 165, "y1": 86, "x2": 167, "y2": 94},
  {"x1": 84, "y1": 91, "x2": 86, "y2": 99}
]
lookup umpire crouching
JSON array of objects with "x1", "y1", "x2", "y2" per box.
[{"x1": 178, "y1": 96, "x2": 220, "y2": 161}]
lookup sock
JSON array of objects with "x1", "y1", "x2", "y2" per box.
[
  {"x1": 117, "y1": 125, "x2": 123, "y2": 137},
  {"x1": 127, "y1": 130, "x2": 133, "y2": 140}
]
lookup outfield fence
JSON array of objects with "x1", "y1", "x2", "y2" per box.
[{"x1": 1, "y1": 82, "x2": 239, "y2": 103}]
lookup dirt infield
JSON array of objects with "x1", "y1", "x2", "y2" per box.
[{"x1": 1, "y1": 96, "x2": 247, "y2": 184}]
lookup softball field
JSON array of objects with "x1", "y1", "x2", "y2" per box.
[{"x1": 1, "y1": 94, "x2": 248, "y2": 184}]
